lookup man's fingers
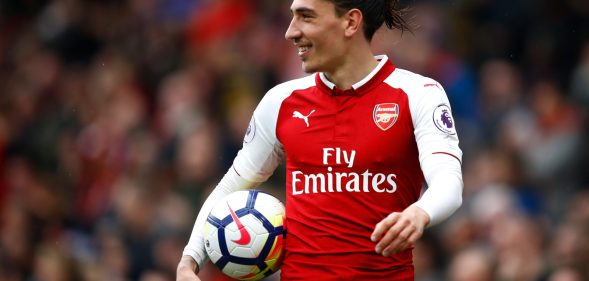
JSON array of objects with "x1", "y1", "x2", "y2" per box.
[
  {"x1": 381, "y1": 226, "x2": 415, "y2": 256},
  {"x1": 372, "y1": 206, "x2": 429, "y2": 257},
  {"x1": 374, "y1": 217, "x2": 409, "y2": 254},
  {"x1": 371, "y1": 212, "x2": 400, "y2": 242}
]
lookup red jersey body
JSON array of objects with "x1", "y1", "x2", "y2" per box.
[{"x1": 232, "y1": 56, "x2": 462, "y2": 280}]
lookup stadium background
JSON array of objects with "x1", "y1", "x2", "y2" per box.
[{"x1": 1, "y1": 0, "x2": 588, "y2": 280}]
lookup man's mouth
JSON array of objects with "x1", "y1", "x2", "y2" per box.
[{"x1": 297, "y1": 45, "x2": 311, "y2": 56}]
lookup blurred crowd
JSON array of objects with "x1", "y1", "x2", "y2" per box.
[{"x1": 1, "y1": 0, "x2": 589, "y2": 280}]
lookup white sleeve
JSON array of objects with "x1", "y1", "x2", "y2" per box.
[
  {"x1": 232, "y1": 84, "x2": 289, "y2": 182},
  {"x1": 412, "y1": 153, "x2": 463, "y2": 226},
  {"x1": 182, "y1": 167, "x2": 258, "y2": 268},
  {"x1": 409, "y1": 79, "x2": 463, "y2": 226}
]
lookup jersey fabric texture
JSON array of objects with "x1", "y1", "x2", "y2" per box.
[{"x1": 232, "y1": 55, "x2": 461, "y2": 280}]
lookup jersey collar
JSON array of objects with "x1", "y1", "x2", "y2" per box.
[{"x1": 316, "y1": 55, "x2": 396, "y2": 96}]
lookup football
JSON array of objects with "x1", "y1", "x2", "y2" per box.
[{"x1": 203, "y1": 190, "x2": 286, "y2": 280}]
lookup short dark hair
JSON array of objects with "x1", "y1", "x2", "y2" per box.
[{"x1": 328, "y1": 0, "x2": 411, "y2": 41}]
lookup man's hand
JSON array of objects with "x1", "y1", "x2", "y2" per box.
[
  {"x1": 370, "y1": 205, "x2": 430, "y2": 257},
  {"x1": 176, "y1": 255, "x2": 201, "y2": 281}
]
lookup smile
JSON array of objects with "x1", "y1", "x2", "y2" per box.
[{"x1": 297, "y1": 45, "x2": 311, "y2": 57}]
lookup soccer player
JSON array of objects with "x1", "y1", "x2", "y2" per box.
[{"x1": 177, "y1": 0, "x2": 463, "y2": 280}]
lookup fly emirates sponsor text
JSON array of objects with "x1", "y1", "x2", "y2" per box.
[{"x1": 291, "y1": 148, "x2": 398, "y2": 195}]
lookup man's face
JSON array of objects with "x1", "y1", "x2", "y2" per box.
[{"x1": 285, "y1": 0, "x2": 347, "y2": 74}]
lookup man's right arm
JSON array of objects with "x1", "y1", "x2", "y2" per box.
[{"x1": 177, "y1": 84, "x2": 289, "y2": 280}]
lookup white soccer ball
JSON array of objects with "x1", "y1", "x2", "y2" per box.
[{"x1": 203, "y1": 190, "x2": 286, "y2": 280}]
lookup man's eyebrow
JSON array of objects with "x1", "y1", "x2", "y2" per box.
[{"x1": 292, "y1": 7, "x2": 317, "y2": 15}]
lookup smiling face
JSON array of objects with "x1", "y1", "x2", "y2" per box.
[{"x1": 285, "y1": 0, "x2": 349, "y2": 74}]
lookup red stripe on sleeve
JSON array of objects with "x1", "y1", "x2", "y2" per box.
[
  {"x1": 232, "y1": 166, "x2": 242, "y2": 177},
  {"x1": 432, "y1": 152, "x2": 461, "y2": 163}
]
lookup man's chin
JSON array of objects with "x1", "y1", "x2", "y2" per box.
[{"x1": 301, "y1": 62, "x2": 317, "y2": 74}]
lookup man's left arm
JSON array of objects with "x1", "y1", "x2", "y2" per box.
[{"x1": 371, "y1": 78, "x2": 463, "y2": 256}]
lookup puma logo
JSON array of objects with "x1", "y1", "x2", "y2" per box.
[
  {"x1": 424, "y1": 83, "x2": 442, "y2": 90},
  {"x1": 293, "y1": 110, "x2": 315, "y2": 127}
]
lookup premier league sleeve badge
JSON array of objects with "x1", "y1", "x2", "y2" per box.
[{"x1": 432, "y1": 104, "x2": 456, "y2": 135}]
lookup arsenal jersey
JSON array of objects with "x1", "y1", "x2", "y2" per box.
[{"x1": 233, "y1": 55, "x2": 462, "y2": 280}]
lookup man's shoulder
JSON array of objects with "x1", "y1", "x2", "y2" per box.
[
  {"x1": 268, "y1": 74, "x2": 316, "y2": 96},
  {"x1": 382, "y1": 68, "x2": 447, "y2": 103},
  {"x1": 255, "y1": 74, "x2": 316, "y2": 112},
  {"x1": 385, "y1": 67, "x2": 440, "y2": 93}
]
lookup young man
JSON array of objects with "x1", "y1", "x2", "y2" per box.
[{"x1": 177, "y1": 0, "x2": 463, "y2": 280}]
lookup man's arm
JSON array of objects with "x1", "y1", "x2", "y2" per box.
[{"x1": 372, "y1": 76, "x2": 463, "y2": 256}]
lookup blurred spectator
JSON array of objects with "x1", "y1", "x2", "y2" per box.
[
  {"x1": 570, "y1": 41, "x2": 589, "y2": 109},
  {"x1": 31, "y1": 242, "x2": 80, "y2": 281},
  {"x1": 547, "y1": 267, "x2": 584, "y2": 281},
  {"x1": 478, "y1": 59, "x2": 525, "y2": 143},
  {"x1": 447, "y1": 246, "x2": 494, "y2": 281}
]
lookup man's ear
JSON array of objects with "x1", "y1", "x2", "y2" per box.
[{"x1": 343, "y1": 8, "x2": 363, "y2": 37}]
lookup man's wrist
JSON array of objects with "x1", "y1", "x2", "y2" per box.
[
  {"x1": 178, "y1": 255, "x2": 199, "y2": 273},
  {"x1": 408, "y1": 205, "x2": 431, "y2": 227}
]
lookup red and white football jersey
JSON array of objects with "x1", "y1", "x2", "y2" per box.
[{"x1": 232, "y1": 55, "x2": 461, "y2": 280}]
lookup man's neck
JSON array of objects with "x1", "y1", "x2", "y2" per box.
[{"x1": 323, "y1": 50, "x2": 379, "y2": 90}]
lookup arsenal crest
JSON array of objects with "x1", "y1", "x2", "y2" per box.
[{"x1": 373, "y1": 103, "x2": 399, "y2": 131}]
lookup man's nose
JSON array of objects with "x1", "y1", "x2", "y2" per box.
[{"x1": 285, "y1": 19, "x2": 301, "y2": 41}]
